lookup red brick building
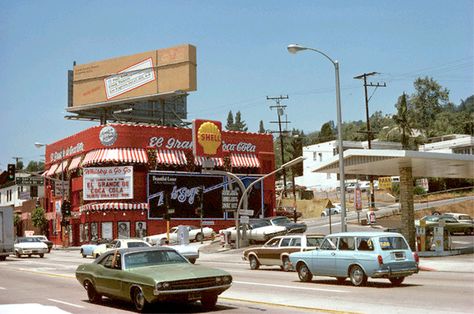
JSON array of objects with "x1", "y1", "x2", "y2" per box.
[{"x1": 43, "y1": 124, "x2": 275, "y2": 246}]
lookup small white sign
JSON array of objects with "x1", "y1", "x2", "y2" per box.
[
  {"x1": 202, "y1": 221, "x2": 215, "y2": 226},
  {"x1": 238, "y1": 209, "x2": 254, "y2": 216},
  {"x1": 240, "y1": 216, "x2": 249, "y2": 224}
]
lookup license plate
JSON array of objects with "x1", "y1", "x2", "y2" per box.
[
  {"x1": 393, "y1": 252, "x2": 405, "y2": 259},
  {"x1": 188, "y1": 292, "x2": 201, "y2": 301}
]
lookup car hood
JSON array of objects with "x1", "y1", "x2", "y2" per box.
[
  {"x1": 127, "y1": 263, "x2": 229, "y2": 282},
  {"x1": 284, "y1": 222, "x2": 306, "y2": 229}
]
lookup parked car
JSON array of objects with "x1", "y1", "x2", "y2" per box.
[
  {"x1": 80, "y1": 239, "x2": 109, "y2": 258},
  {"x1": 416, "y1": 215, "x2": 473, "y2": 235},
  {"x1": 263, "y1": 216, "x2": 307, "y2": 234},
  {"x1": 440, "y1": 213, "x2": 473, "y2": 224},
  {"x1": 219, "y1": 220, "x2": 287, "y2": 243},
  {"x1": 93, "y1": 239, "x2": 151, "y2": 258},
  {"x1": 30, "y1": 235, "x2": 53, "y2": 253},
  {"x1": 321, "y1": 203, "x2": 341, "y2": 217},
  {"x1": 288, "y1": 232, "x2": 419, "y2": 286},
  {"x1": 144, "y1": 225, "x2": 215, "y2": 246},
  {"x1": 75, "y1": 247, "x2": 232, "y2": 312},
  {"x1": 275, "y1": 206, "x2": 302, "y2": 219},
  {"x1": 243, "y1": 233, "x2": 325, "y2": 271},
  {"x1": 14, "y1": 236, "x2": 49, "y2": 258}
]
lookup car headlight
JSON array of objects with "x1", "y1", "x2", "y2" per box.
[
  {"x1": 223, "y1": 276, "x2": 232, "y2": 284},
  {"x1": 156, "y1": 282, "x2": 170, "y2": 290}
]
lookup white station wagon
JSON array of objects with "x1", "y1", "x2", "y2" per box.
[{"x1": 289, "y1": 232, "x2": 419, "y2": 286}]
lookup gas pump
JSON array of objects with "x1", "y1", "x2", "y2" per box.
[{"x1": 415, "y1": 225, "x2": 426, "y2": 251}]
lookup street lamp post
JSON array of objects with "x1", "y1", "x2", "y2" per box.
[{"x1": 287, "y1": 44, "x2": 347, "y2": 232}]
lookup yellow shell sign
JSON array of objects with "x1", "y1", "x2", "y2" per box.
[
  {"x1": 198, "y1": 122, "x2": 222, "y2": 154},
  {"x1": 192, "y1": 120, "x2": 223, "y2": 157}
]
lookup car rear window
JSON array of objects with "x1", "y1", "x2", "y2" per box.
[
  {"x1": 379, "y1": 236, "x2": 409, "y2": 250},
  {"x1": 458, "y1": 215, "x2": 471, "y2": 220},
  {"x1": 306, "y1": 237, "x2": 323, "y2": 247}
]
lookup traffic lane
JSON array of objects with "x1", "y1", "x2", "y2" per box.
[
  {"x1": 0, "y1": 261, "x2": 314, "y2": 314},
  {"x1": 203, "y1": 260, "x2": 474, "y2": 313}
]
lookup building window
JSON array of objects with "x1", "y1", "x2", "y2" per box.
[
  {"x1": 319, "y1": 153, "x2": 323, "y2": 162},
  {"x1": 313, "y1": 152, "x2": 317, "y2": 161},
  {"x1": 327, "y1": 173, "x2": 331, "y2": 179},
  {"x1": 333, "y1": 148, "x2": 338, "y2": 156}
]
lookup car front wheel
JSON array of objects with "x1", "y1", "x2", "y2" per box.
[
  {"x1": 85, "y1": 280, "x2": 101, "y2": 303},
  {"x1": 297, "y1": 263, "x2": 313, "y2": 282},
  {"x1": 201, "y1": 294, "x2": 218, "y2": 310},
  {"x1": 195, "y1": 233, "x2": 204, "y2": 242},
  {"x1": 39, "y1": 253, "x2": 44, "y2": 258},
  {"x1": 132, "y1": 287, "x2": 148, "y2": 312},
  {"x1": 249, "y1": 256, "x2": 260, "y2": 270},
  {"x1": 349, "y1": 265, "x2": 367, "y2": 286}
]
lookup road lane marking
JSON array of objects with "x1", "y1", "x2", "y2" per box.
[
  {"x1": 233, "y1": 280, "x2": 348, "y2": 293},
  {"x1": 220, "y1": 296, "x2": 361, "y2": 314},
  {"x1": 48, "y1": 298, "x2": 84, "y2": 308},
  {"x1": 0, "y1": 287, "x2": 6, "y2": 290}
]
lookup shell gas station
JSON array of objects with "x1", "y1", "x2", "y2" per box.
[{"x1": 41, "y1": 44, "x2": 276, "y2": 246}]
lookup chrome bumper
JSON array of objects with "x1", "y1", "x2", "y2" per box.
[
  {"x1": 372, "y1": 266, "x2": 419, "y2": 278},
  {"x1": 153, "y1": 283, "x2": 231, "y2": 296}
]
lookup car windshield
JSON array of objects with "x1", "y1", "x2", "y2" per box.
[
  {"x1": 271, "y1": 217, "x2": 291, "y2": 226},
  {"x1": 18, "y1": 237, "x2": 41, "y2": 243},
  {"x1": 379, "y1": 236, "x2": 409, "y2": 251},
  {"x1": 249, "y1": 221, "x2": 271, "y2": 228},
  {"x1": 127, "y1": 242, "x2": 150, "y2": 248},
  {"x1": 124, "y1": 250, "x2": 188, "y2": 268}
]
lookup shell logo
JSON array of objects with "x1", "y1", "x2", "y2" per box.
[{"x1": 197, "y1": 122, "x2": 222, "y2": 155}]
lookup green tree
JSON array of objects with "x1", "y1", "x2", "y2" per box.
[
  {"x1": 317, "y1": 121, "x2": 335, "y2": 143},
  {"x1": 225, "y1": 111, "x2": 235, "y2": 131},
  {"x1": 234, "y1": 111, "x2": 248, "y2": 131},
  {"x1": 258, "y1": 120, "x2": 266, "y2": 133},
  {"x1": 16, "y1": 161, "x2": 24, "y2": 170},
  {"x1": 31, "y1": 207, "x2": 48, "y2": 234},
  {"x1": 409, "y1": 77, "x2": 449, "y2": 137},
  {"x1": 26, "y1": 160, "x2": 45, "y2": 172}
]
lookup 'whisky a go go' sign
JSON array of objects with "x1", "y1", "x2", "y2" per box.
[{"x1": 83, "y1": 166, "x2": 133, "y2": 200}]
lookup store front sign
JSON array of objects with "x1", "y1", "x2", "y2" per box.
[
  {"x1": 148, "y1": 136, "x2": 256, "y2": 153},
  {"x1": 50, "y1": 142, "x2": 85, "y2": 162},
  {"x1": 83, "y1": 166, "x2": 133, "y2": 200}
]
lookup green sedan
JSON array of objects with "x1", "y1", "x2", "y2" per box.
[{"x1": 75, "y1": 247, "x2": 232, "y2": 312}]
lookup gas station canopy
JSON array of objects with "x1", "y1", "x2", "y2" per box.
[{"x1": 314, "y1": 149, "x2": 474, "y2": 179}]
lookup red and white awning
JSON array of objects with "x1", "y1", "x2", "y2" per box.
[
  {"x1": 82, "y1": 148, "x2": 148, "y2": 166},
  {"x1": 45, "y1": 163, "x2": 59, "y2": 177},
  {"x1": 156, "y1": 150, "x2": 187, "y2": 165},
  {"x1": 195, "y1": 156, "x2": 224, "y2": 167},
  {"x1": 54, "y1": 160, "x2": 69, "y2": 175},
  {"x1": 230, "y1": 154, "x2": 261, "y2": 168},
  {"x1": 79, "y1": 202, "x2": 149, "y2": 212},
  {"x1": 68, "y1": 155, "x2": 83, "y2": 172}
]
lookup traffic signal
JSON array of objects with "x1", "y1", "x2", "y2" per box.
[
  {"x1": 61, "y1": 200, "x2": 71, "y2": 217},
  {"x1": 7, "y1": 164, "x2": 15, "y2": 181}
]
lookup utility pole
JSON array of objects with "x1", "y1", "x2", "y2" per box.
[
  {"x1": 267, "y1": 95, "x2": 290, "y2": 197},
  {"x1": 353, "y1": 72, "x2": 386, "y2": 210},
  {"x1": 12, "y1": 156, "x2": 22, "y2": 168}
]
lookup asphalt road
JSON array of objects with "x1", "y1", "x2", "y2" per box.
[{"x1": 1, "y1": 250, "x2": 473, "y2": 313}]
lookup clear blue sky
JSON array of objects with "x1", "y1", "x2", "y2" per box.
[{"x1": 1, "y1": 0, "x2": 473, "y2": 170}]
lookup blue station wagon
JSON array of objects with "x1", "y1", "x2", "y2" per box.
[{"x1": 288, "y1": 232, "x2": 419, "y2": 286}]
